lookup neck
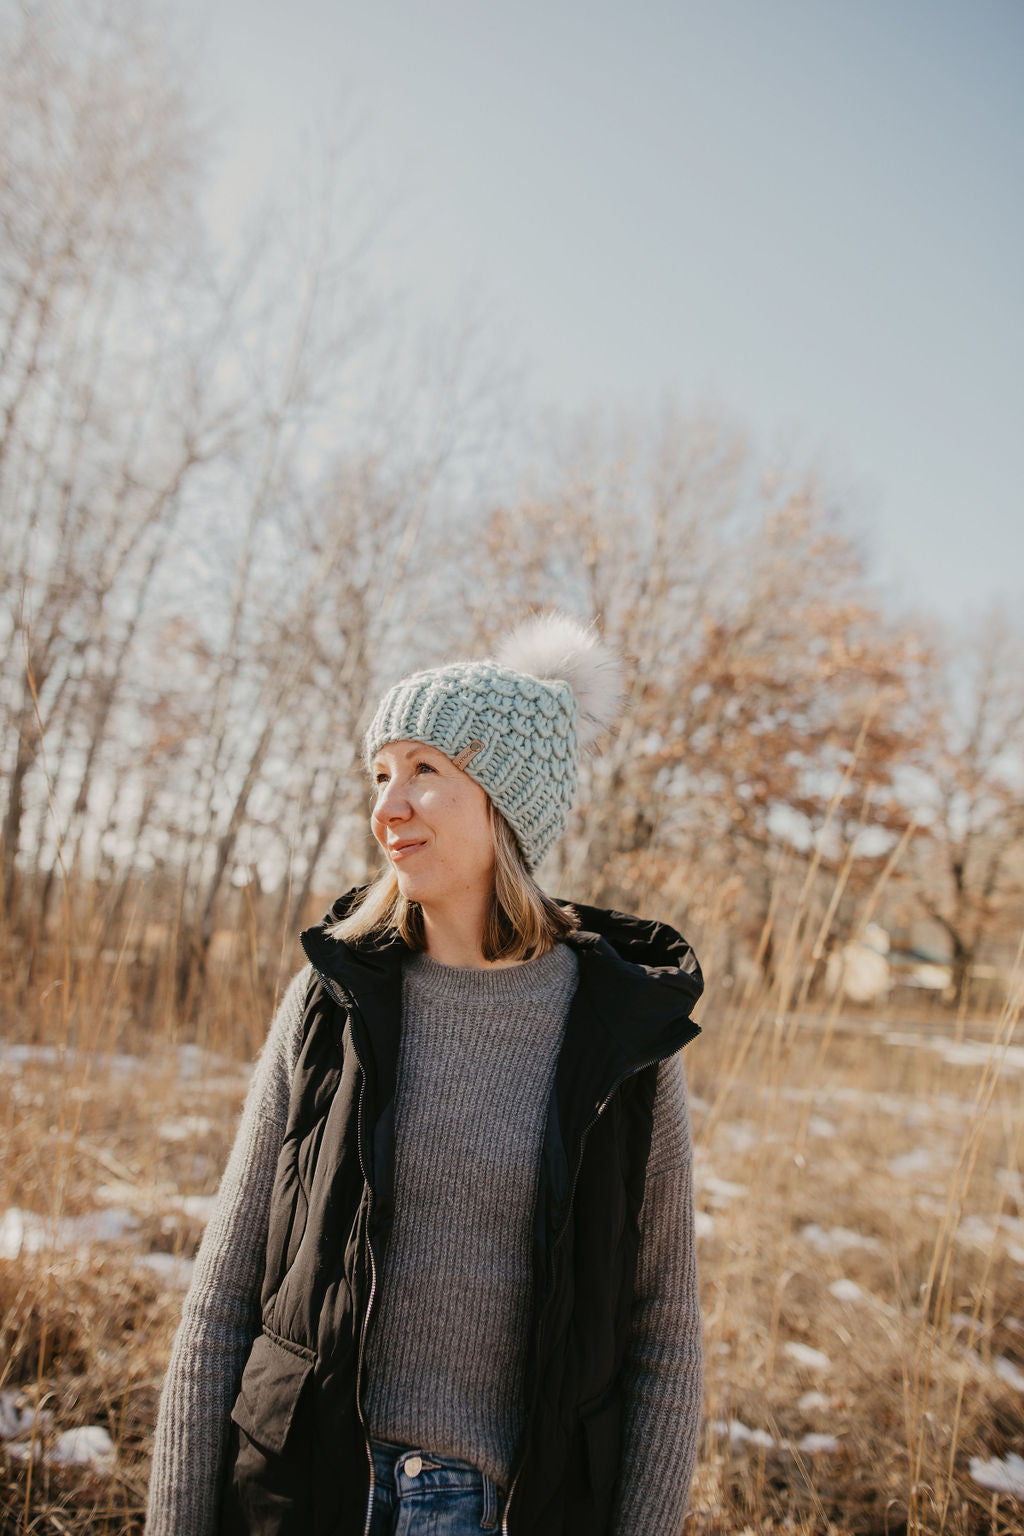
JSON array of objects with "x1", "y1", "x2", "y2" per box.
[{"x1": 419, "y1": 891, "x2": 510, "y2": 969}]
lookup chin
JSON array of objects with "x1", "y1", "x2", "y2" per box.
[{"x1": 395, "y1": 870, "x2": 434, "y2": 904}]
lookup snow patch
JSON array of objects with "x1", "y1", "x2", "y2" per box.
[
  {"x1": 0, "y1": 1393, "x2": 52, "y2": 1440},
  {"x1": 710, "y1": 1418, "x2": 777, "y2": 1449},
  {"x1": 883, "y1": 1031, "x2": 1024, "y2": 1074},
  {"x1": 700, "y1": 1175, "x2": 747, "y2": 1207},
  {"x1": 829, "y1": 1278, "x2": 863, "y2": 1302},
  {"x1": 784, "y1": 1342, "x2": 831, "y2": 1372},
  {"x1": 0, "y1": 1205, "x2": 139, "y2": 1259},
  {"x1": 76, "y1": 1207, "x2": 138, "y2": 1242},
  {"x1": 0, "y1": 1043, "x2": 61, "y2": 1071},
  {"x1": 709, "y1": 1418, "x2": 839, "y2": 1457},
  {"x1": 0, "y1": 1043, "x2": 142, "y2": 1077},
  {"x1": 798, "y1": 1390, "x2": 830, "y2": 1413},
  {"x1": 173, "y1": 1194, "x2": 217, "y2": 1222},
  {"x1": 722, "y1": 1120, "x2": 758, "y2": 1152},
  {"x1": 177, "y1": 1043, "x2": 221, "y2": 1079},
  {"x1": 800, "y1": 1223, "x2": 883, "y2": 1255},
  {"x1": 996, "y1": 1168, "x2": 1024, "y2": 1203},
  {"x1": 798, "y1": 1433, "x2": 839, "y2": 1454},
  {"x1": 5, "y1": 1423, "x2": 115, "y2": 1469},
  {"x1": 969, "y1": 1452, "x2": 1024, "y2": 1498},
  {"x1": 695, "y1": 1211, "x2": 715, "y2": 1240},
  {"x1": 994, "y1": 1357, "x2": 1024, "y2": 1392},
  {"x1": 176, "y1": 1044, "x2": 247, "y2": 1084},
  {"x1": 136, "y1": 1252, "x2": 195, "y2": 1288},
  {"x1": 957, "y1": 1215, "x2": 999, "y2": 1250},
  {"x1": 50, "y1": 1426, "x2": 116, "y2": 1468},
  {"x1": 159, "y1": 1115, "x2": 214, "y2": 1142},
  {"x1": 778, "y1": 1080, "x2": 975, "y2": 1122},
  {"x1": 888, "y1": 1147, "x2": 940, "y2": 1178},
  {"x1": 0, "y1": 1208, "x2": 35, "y2": 1259}
]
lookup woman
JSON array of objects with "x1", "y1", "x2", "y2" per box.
[{"x1": 146, "y1": 611, "x2": 704, "y2": 1536}]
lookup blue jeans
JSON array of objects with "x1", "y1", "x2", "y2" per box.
[{"x1": 368, "y1": 1438, "x2": 504, "y2": 1534}]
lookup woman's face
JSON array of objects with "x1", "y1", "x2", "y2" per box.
[{"x1": 370, "y1": 739, "x2": 495, "y2": 908}]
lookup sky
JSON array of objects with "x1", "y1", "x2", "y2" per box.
[{"x1": 177, "y1": 0, "x2": 1022, "y2": 626}]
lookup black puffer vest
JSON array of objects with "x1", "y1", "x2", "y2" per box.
[{"x1": 220, "y1": 889, "x2": 703, "y2": 1536}]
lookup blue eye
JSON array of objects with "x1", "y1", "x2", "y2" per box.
[{"x1": 373, "y1": 761, "x2": 436, "y2": 788}]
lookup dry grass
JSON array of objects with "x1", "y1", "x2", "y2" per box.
[
  {"x1": 687, "y1": 1001, "x2": 1023, "y2": 1536},
  {"x1": 1, "y1": 896, "x2": 1022, "y2": 1536}
]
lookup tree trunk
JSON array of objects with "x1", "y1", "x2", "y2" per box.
[
  {"x1": 1, "y1": 714, "x2": 35, "y2": 920},
  {"x1": 950, "y1": 934, "x2": 972, "y2": 1012}
]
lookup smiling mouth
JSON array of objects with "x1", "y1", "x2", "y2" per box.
[{"x1": 389, "y1": 842, "x2": 426, "y2": 860}]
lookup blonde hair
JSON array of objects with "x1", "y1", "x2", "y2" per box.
[{"x1": 326, "y1": 798, "x2": 579, "y2": 962}]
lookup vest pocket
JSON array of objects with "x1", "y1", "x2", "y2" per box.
[{"x1": 230, "y1": 1329, "x2": 315, "y2": 1456}]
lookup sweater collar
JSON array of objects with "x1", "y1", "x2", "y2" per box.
[
  {"x1": 402, "y1": 941, "x2": 578, "y2": 1005},
  {"x1": 299, "y1": 885, "x2": 703, "y2": 1045},
  {"x1": 300, "y1": 888, "x2": 702, "y2": 1178}
]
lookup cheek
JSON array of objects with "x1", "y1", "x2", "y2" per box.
[
  {"x1": 435, "y1": 790, "x2": 491, "y2": 856},
  {"x1": 468, "y1": 804, "x2": 496, "y2": 869}
]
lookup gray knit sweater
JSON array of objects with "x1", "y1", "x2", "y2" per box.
[{"x1": 146, "y1": 945, "x2": 702, "y2": 1535}]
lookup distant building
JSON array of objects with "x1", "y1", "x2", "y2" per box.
[{"x1": 824, "y1": 924, "x2": 954, "y2": 1005}]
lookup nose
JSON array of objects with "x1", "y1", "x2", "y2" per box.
[{"x1": 373, "y1": 778, "x2": 411, "y2": 823}]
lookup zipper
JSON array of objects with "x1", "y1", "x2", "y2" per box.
[
  {"x1": 308, "y1": 940, "x2": 698, "y2": 1536},
  {"x1": 557, "y1": 1044, "x2": 688, "y2": 1250},
  {"x1": 498, "y1": 1040, "x2": 691, "y2": 1533},
  {"x1": 318, "y1": 969, "x2": 380, "y2": 1536},
  {"x1": 499, "y1": 1465, "x2": 521, "y2": 1535}
]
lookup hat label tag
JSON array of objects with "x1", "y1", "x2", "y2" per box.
[{"x1": 451, "y1": 739, "x2": 485, "y2": 770}]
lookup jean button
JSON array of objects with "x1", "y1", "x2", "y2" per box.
[{"x1": 404, "y1": 1455, "x2": 422, "y2": 1477}]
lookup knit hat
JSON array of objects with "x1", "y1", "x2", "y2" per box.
[{"x1": 363, "y1": 612, "x2": 623, "y2": 870}]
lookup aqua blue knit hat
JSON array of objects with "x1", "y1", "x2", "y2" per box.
[{"x1": 364, "y1": 612, "x2": 623, "y2": 870}]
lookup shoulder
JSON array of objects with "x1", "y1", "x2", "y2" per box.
[
  {"x1": 273, "y1": 962, "x2": 315, "y2": 1036},
  {"x1": 250, "y1": 964, "x2": 314, "y2": 1092}
]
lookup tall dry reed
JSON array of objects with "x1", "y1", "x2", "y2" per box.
[{"x1": 1, "y1": 858, "x2": 1021, "y2": 1534}]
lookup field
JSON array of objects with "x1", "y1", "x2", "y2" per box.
[{"x1": 1, "y1": 927, "x2": 1022, "y2": 1535}]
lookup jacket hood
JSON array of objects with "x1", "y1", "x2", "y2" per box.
[
  {"x1": 301, "y1": 886, "x2": 702, "y2": 1178},
  {"x1": 307, "y1": 885, "x2": 704, "y2": 1032},
  {"x1": 562, "y1": 896, "x2": 703, "y2": 1001}
]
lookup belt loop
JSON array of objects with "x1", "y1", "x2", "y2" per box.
[{"x1": 481, "y1": 1471, "x2": 500, "y2": 1529}]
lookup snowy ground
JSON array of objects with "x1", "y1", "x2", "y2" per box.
[
  {"x1": 1, "y1": 1006, "x2": 1021, "y2": 1530},
  {"x1": 685, "y1": 1009, "x2": 1023, "y2": 1528}
]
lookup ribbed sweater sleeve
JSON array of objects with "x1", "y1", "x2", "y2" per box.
[
  {"x1": 611, "y1": 1052, "x2": 703, "y2": 1535},
  {"x1": 145, "y1": 966, "x2": 309, "y2": 1536}
]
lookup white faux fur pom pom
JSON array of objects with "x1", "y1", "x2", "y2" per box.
[{"x1": 494, "y1": 611, "x2": 624, "y2": 747}]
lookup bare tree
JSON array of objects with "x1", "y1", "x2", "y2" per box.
[
  {"x1": 467, "y1": 408, "x2": 926, "y2": 953},
  {"x1": 0, "y1": 0, "x2": 211, "y2": 919},
  {"x1": 906, "y1": 608, "x2": 1024, "y2": 1006}
]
